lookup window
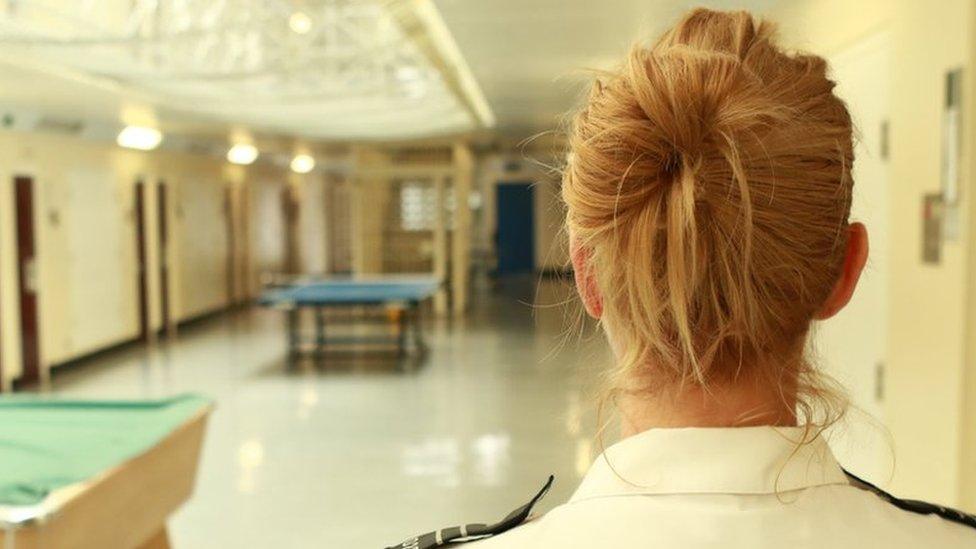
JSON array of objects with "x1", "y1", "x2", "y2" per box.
[{"x1": 399, "y1": 181, "x2": 436, "y2": 231}]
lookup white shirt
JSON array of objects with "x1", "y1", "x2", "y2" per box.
[{"x1": 471, "y1": 426, "x2": 976, "y2": 548}]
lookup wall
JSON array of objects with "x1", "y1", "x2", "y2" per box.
[
  {"x1": 0, "y1": 129, "x2": 301, "y2": 387},
  {"x1": 771, "y1": 0, "x2": 975, "y2": 509},
  {"x1": 0, "y1": 132, "x2": 434, "y2": 387},
  {"x1": 350, "y1": 147, "x2": 392, "y2": 275},
  {"x1": 170, "y1": 155, "x2": 230, "y2": 320},
  {"x1": 0, "y1": 132, "x2": 145, "y2": 371},
  {"x1": 962, "y1": 1, "x2": 976, "y2": 515},
  {"x1": 0, "y1": 148, "x2": 20, "y2": 388}
]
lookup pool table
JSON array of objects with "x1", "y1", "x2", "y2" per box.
[{"x1": 0, "y1": 394, "x2": 212, "y2": 549}]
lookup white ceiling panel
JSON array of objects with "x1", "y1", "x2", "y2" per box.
[
  {"x1": 0, "y1": 0, "x2": 484, "y2": 140},
  {"x1": 433, "y1": 0, "x2": 786, "y2": 136},
  {"x1": 0, "y1": 1, "x2": 790, "y2": 143}
]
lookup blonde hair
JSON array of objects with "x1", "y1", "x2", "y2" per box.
[{"x1": 563, "y1": 9, "x2": 853, "y2": 424}]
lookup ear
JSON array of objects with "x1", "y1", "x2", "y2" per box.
[
  {"x1": 815, "y1": 222, "x2": 869, "y2": 320},
  {"x1": 570, "y1": 236, "x2": 603, "y2": 319}
]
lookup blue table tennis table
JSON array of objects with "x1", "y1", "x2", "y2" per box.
[{"x1": 259, "y1": 276, "x2": 441, "y2": 360}]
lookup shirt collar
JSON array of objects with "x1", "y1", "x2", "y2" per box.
[{"x1": 569, "y1": 426, "x2": 849, "y2": 503}]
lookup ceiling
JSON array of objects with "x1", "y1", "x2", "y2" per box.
[
  {"x1": 0, "y1": 0, "x2": 486, "y2": 144},
  {"x1": 0, "y1": 0, "x2": 785, "y2": 146},
  {"x1": 433, "y1": 0, "x2": 784, "y2": 137}
]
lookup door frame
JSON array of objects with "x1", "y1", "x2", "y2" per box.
[
  {"x1": 282, "y1": 183, "x2": 301, "y2": 274},
  {"x1": 224, "y1": 183, "x2": 237, "y2": 305},
  {"x1": 157, "y1": 180, "x2": 173, "y2": 337},
  {"x1": 135, "y1": 180, "x2": 150, "y2": 342},
  {"x1": 14, "y1": 175, "x2": 41, "y2": 384}
]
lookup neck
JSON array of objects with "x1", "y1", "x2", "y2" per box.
[{"x1": 618, "y1": 378, "x2": 797, "y2": 437}]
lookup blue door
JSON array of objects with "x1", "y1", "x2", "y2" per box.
[{"x1": 495, "y1": 183, "x2": 535, "y2": 275}]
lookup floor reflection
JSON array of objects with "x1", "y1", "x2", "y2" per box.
[{"x1": 47, "y1": 276, "x2": 611, "y2": 548}]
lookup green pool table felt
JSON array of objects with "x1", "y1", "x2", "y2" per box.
[{"x1": 0, "y1": 394, "x2": 211, "y2": 506}]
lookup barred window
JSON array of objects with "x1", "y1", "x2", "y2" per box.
[{"x1": 400, "y1": 181, "x2": 437, "y2": 231}]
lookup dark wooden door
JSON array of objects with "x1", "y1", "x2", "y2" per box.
[
  {"x1": 327, "y1": 179, "x2": 352, "y2": 274},
  {"x1": 14, "y1": 176, "x2": 40, "y2": 383},
  {"x1": 282, "y1": 185, "x2": 300, "y2": 274},
  {"x1": 157, "y1": 181, "x2": 171, "y2": 334},
  {"x1": 224, "y1": 185, "x2": 236, "y2": 304},
  {"x1": 135, "y1": 181, "x2": 149, "y2": 341}
]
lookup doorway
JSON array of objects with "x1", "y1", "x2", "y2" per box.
[
  {"x1": 494, "y1": 183, "x2": 535, "y2": 275},
  {"x1": 157, "y1": 181, "x2": 172, "y2": 336},
  {"x1": 327, "y1": 179, "x2": 353, "y2": 274},
  {"x1": 14, "y1": 175, "x2": 40, "y2": 384},
  {"x1": 224, "y1": 184, "x2": 236, "y2": 304},
  {"x1": 135, "y1": 180, "x2": 149, "y2": 341},
  {"x1": 820, "y1": 31, "x2": 891, "y2": 482},
  {"x1": 282, "y1": 184, "x2": 301, "y2": 275}
]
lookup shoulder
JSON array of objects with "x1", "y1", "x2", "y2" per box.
[
  {"x1": 462, "y1": 514, "x2": 544, "y2": 548},
  {"x1": 383, "y1": 476, "x2": 555, "y2": 549},
  {"x1": 470, "y1": 481, "x2": 976, "y2": 548},
  {"x1": 839, "y1": 470, "x2": 976, "y2": 544}
]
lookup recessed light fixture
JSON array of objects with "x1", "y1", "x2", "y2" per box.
[
  {"x1": 289, "y1": 11, "x2": 312, "y2": 34},
  {"x1": 404, "y1": 82, "x2": 427, "y2": 99},
  {"x1": 290, "y1": 154, "x2": 315, "y2": 174},
  {"x1": 396, "y1": 65, "x2": 422, "y2": 82},
  {"x1": 227, "y1": 143, "x2": 258, "y2": 165},
  {"x1": 116, "y1": 126, "x2": 162, "y2": 151}
]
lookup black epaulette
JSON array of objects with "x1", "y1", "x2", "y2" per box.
[
  {"x1": 844, "y1": 469, "x2": 976, "y2": 530},
  {"x1": 385, "y1": 475, "x2": 554, "y2": 549}
]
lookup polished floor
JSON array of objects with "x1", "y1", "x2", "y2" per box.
[{"x1": 49, "y1": 276, "x2": 611, "y2": 548}]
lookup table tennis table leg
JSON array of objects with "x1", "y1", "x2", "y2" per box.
[
  {"x1": 315, "y1": 307, "x2": 327, "y2": 357},
  {"x1": 287, "y1": 308, "x2": 300, "y2": 358},
  {"x1": 396, "y1": 306, "x2": 408, "y2": 359},
  {"x1": 411, "y1": 301, "x2": 428, "y2": 355}
]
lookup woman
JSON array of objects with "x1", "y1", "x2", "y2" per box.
[{"x1": 386, "y1": 8, "x2": 975, "y2": 549}]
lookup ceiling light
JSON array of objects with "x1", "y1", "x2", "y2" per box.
[
  {"x1": 290, "y1": 154, "x2": 315, "y2": 174},
  {"x1": 116, "y1": 126, "x2": 162, "y2": 151},
  {"x1": 404, "y1": 82, "x2": 427, "y2": 99},
  {"x1": 227, "y1": 143, "x2": 258, "y2": 165},
  {"x1": 396, "y1": 65, "x2": 422, "y2": 82},
  {"x1": 289, "y1": 12, "x2": 312, "y2": 34}
]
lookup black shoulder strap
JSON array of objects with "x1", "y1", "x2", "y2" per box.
[
  {"x1": 385, "y1": 475, "x2": 555, "y2": 549},
  {"x1": 843, "y1": 469, "x2": 976, "y2": 530}
]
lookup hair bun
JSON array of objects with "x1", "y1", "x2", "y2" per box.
[{"x1": 563, "y1": 8, "x2": 854, "y2": 394}]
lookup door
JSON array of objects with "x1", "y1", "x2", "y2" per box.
[
  {"x1": 224, "y1": 184, "x2": 236, "y2": 304},
  {"x1": 157, "y1": 181, "x2": 172, "y2": 335},
  {"x1": 819, "y1": 31, "x2": 891, "y2": 481},
  {"x1": 495, "y1": 183, "x2": 535, "y2": 275},
  {"x1": 282, "y1": 185, "x2": 301, "y2": 274},
  {"x1": 14, "y1": 176, "x2": 40, "y2": 384},
  {"x1": 327, "y1": 179, "x2": 352, "y2": 274},
  {"x1": 135, "y1": 180, "x2": 149, "y2": 341}
]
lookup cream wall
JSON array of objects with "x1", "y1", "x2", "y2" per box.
[
  {"x1": 0, "y1": 155, "x2": 20, "y2": 389},
  {"x1": 0, "y1": 133, "x2": 145, "y2": 371},
  {"x1": 771, "y1": 0, "x2": 975, "y2": 510},
  {"x1": 350, "y1": 147, "x2": 389, "y2": 275},
  {"x1": 0, "y1": 129, "x2": 302, "y2": 387},
  {"x1": 170, "y1": 158, "x2": 230, "y2": 320}
]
